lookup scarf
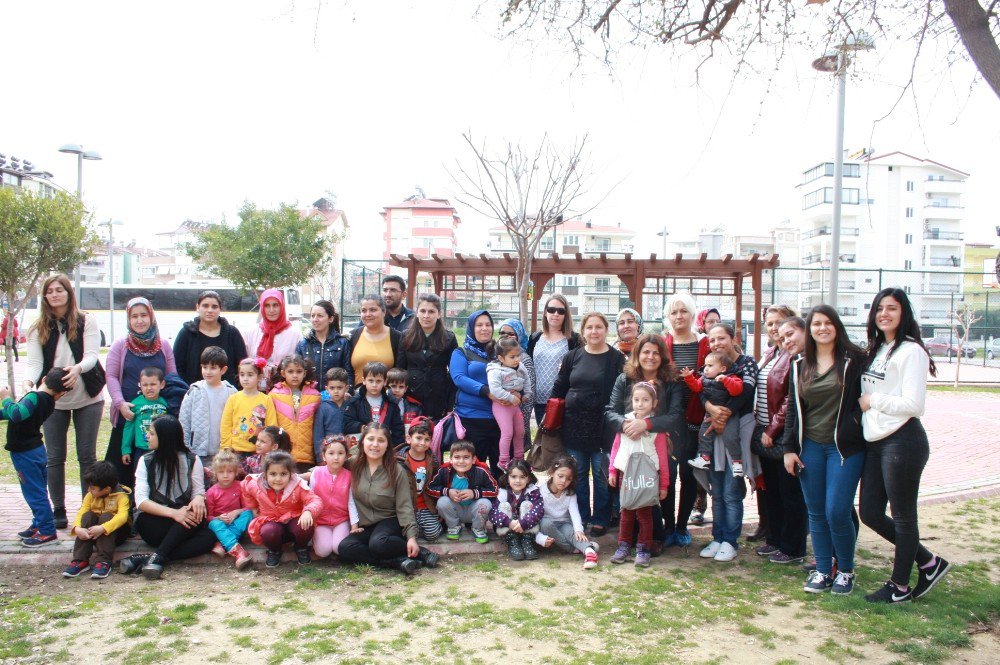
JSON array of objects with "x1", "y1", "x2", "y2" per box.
[
  {"x1": 463, "y1": 309, "x2": 493, "y2": 360},
  {"x1": 256, "y1": 288, "x2": 291, "y2": 360},
  {"x1": 696, "y1": 308, "x2": 721, "y2": 334},
  {"x1": 125, "y1": 297, "x2": 162, "y2": 358},
  {"x1": 499, "y1": 318, "x2": 529, "y2": 351},
  {"x1": 615, "y1": 307, "x2": 644, "y2": 354}
]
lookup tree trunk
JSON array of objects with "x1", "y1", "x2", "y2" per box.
[
  {"x1": 954, "y1": 346, "x2": 961, "y2": 388},
  {"x1": 4, "y1": 312, "x2": 15, "y2": 401},
  {"x1": 517, "y1": 253, "x2": 534, "y2": 323},
  {"x1": 944, "y1": 0, "x2": 1000, "y2": 99}
]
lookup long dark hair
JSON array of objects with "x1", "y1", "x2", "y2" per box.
[
  {"x1": 865, "y1": 288, "x2": 937, "y2": 377},
  {"x1": 622, "y1": 334, "x2": 677, "y2": 383},
  {"x1": 312, "y1": 300, "x2": 341, "y2": 334},
  {"x1": 401, "y1": 293, "x2": 450, "y2": 353},
  {"x1": 801, "y1": 305, "x2": 863, "y2": 389},
  {"x1": 348, "y1": 422, "x2": 399, "y2": 490},
  {"x1": 30, "y1": 273, "x2": 80, "y2": 345},
  {"x1": 148, "y1": 415, "x2": 190, "y2": 492}
]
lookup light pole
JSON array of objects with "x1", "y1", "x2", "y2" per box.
[
  {"x1": 657, "y1": 226, "x2": 669, "y2": 317},
  {"x1": 812, "y1": 32, "x2": 874, "y2": 310},
  {"x1": 58, "y1": 144, "x2": 102, "y2": 291},
  {"x1": 101, "y1": 220, "x2": 124, "y2": 343}
]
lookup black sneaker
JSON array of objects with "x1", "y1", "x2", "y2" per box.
[
  {"x1": 865, "y1": 580, "x2": 912, "y2": 604},
  {"x1": 265, "y1": 550, "x2": 281, "y2": 568},
  {"x1": 295, "y1": 548, "x2": 311, "y2": 565},
  {"x1": 141, "y1": 553, "x2": 165, "y2": 580},
  {"x1": 912, "y1": 556, "x2": 951, "y2": 600},
  {"x1": 803, "y1": 570, "x2": 833, "y2": 593},
  {"x1": 119, "y1": 553, "x2": 150, "y2": 575},
  {"x1": 831, "y1": 571, "x2": 856, "y2": 596},
  {"x1": 53, "y1": 508, "x2": 68, "y2": 530}
]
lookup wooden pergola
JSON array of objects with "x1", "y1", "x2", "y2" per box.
[{"x1": 388, "y1": 252, "x2": 780, "y2": 358}]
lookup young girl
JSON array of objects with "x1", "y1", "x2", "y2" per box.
[
  {"x1": 221, "y1": 357, "x2": 277, "y2": 457},
  {"x1": 487, "y1": 337, "x2": 533, "y2": 470},
  {"x1": 241, "y1": 451, "x2": 322, "y2": 568},
  {"x1": 206, "y1": 450, "x2": 253, "y2": 570},
  {"x1": 269, "y1": 355, "x2": 322, "y2": 473},
  {"x1": 490, "y1": 460, "x2": 544, "y2": 561},
  {"x1": 536, "y1": 456, "x2": 600, "y2": 569},
  {"x1": 309, "y1": 436, "x2": 361, "y2": 559},
  {"x1": 608, "y1": 382, "x2": 670, "y2": 568},
  {"x1": 241, "y1": 426, "x2": 292, "y2": 477}
]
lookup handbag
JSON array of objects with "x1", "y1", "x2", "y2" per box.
[
  {"x1": 81, "y1": 361, "x2": 106, "y2": 398},
  {"x1": 750, "y1": 423, "x2": 784, "y2": 460},
  {"x1": 527, "y1": 429, "x2": 565, "y2": 473},
  {"x1": 541, "y1": 398, "x2": 565, "y2": 431},
  {"x1": 430, "y1": 410, "x2": 465, "y2": 464},
  {"x1": 619, "y1": 451, "x2": 659, "y2": 511}
]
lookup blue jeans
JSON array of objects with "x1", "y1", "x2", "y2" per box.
[
  {"x1": 799, "y1": 438, "x2": 865, "y2": 576},
  {"x1": 12, "y1": 446, "x2": 56, "y2": 536},
  {"x1": 709, "y1": 461, "x2": 744, "y2": 547},
  {"x1": 566, "y1": 448, "x2": 610, "y2": 528},
  {"x1": 208, "y1": 509, "x2": 253, "y2": 551}
]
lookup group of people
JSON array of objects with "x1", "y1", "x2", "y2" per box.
[{"x1": 1, "y1": 272, "x2": 949, "y2": 604}]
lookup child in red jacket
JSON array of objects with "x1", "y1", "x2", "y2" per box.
[{"x1": 682, "y1": 352, "x2": 746, "y2": 477}]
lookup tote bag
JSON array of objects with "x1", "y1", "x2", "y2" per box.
[{"x1": 619, "y1": 451, "x2": 659, "y2": 511}]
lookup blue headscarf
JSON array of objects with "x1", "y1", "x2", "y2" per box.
[
  {"x1": 463, "y1": 309, "x2": 494, "y2": 360},
  {"x1": 499, "y1": 319, "x2": 529, "y2": 351}
]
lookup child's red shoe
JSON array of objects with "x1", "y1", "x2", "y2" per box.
[{"x1": 229, "y1": 544, "x2": 253, "y2": 570}]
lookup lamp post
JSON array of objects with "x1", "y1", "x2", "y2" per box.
[
  {"x1": 657, "y1": 226, "x2": 669, "y2": 317},
  {"x1": 101, "y1": 220, "x2": 124, "y2": 343},
  {"x1": 812, "y1": 32, "x2": 874, "y2": 310},
  {"x1": 58, "y1": 144, "x2": 102, "y2": 292}
]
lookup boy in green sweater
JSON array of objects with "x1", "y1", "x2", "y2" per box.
[{"x1": 121, "y1": 367, "x2": 168, "y2": 473}]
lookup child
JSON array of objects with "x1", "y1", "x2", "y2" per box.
[
  {"x1": 179, "y1": 346, "x2": 237, "y2": 468},
  {"x1": 206, "y1": 450, "x2": 253, "y2": 570},
  {"x1": 343, "y1": 361, "x2": 405, "y2": 447},
  {"x1": 242, "y1": 426, "x2": 292, "y2": 477},
  {"x1": 2, "y1": 369, "x2": 67, "y2": 547},
  {"x1": 536, "y1": 456, "x2": 600, "y2": 569},
  {"x1": 396, "y1": 417, "x2": 442, "y2": 542},
  {"x1": 427, "y1": 440, "x2": 498, "y2": 544},
  {"x1": 313, "y1": 367, "x2": 349, "y2": 462},
  {"x1": 241, "y1": 450, "x2": 322, "y2": 568},
  {"x1": 221, "y1": 357, "x2": 278, "y2": 457},
  {"x1": 486, "y1": 337, "x2": 532, "y2": 470},
  {"x1": 608, "y1": 382, "x2": 670, "y2": 568},
  {"x1": 682, "y1": 352, "x2": 746, "y2": 476},
  {"x1": 63, "y1": 461, "x2": 132, "y2": 578},
  {"x1": 121, "y1": 367, "x2": 169, "y2": 487},
  {"x1": 387, "y1": 367, "x2": 423, "y2": 431},
  {"x1": 269, "y1": 355, "x2": 322, "y2": 473},
  {"x1": 309, "y1": 436, "x2": 360, "y2": 559},
  {"x1": 490, "y1": 460, "x2": 543, "y2": 561}
]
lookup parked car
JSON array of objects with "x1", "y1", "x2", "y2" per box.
[
  {"x1": 986, "y1": 338, "x2": 1000, "y2": 361},
  {"x1": 926, "y1": 336, "x2": 976, "y2": 359}
]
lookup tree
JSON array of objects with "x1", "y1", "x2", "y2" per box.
[
  {"x1": 186, "y1": 202, "x2": 337, "y2": 298},
  {"x1": 449, "y1": 133, "x2": 602, "y2": 323},
  {"x1": 499, "y1": 1, "x2": 1000, "y2": 99},
  {"x1": 949, "y1": 301, "x2": 982, "y2": 387},
  {"x1": 0, "y1": 187, "x2": 95, "y2": 399}
]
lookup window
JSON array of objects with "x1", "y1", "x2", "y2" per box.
[
  {"x1": 562, "y1": 235, "x2": 579, "y2": 247},
  {"x1": 563, "y1": 276, "x2": 578, "y2": 287},
  {"x1": 594, "y1": 278, "x2": 610, "y2": 293},
  {"x1": 802, "y1": 162, "x2": 860, "y2": 184},
  {"x1": 594, "y1": 237, "x2": 611, "y2": 252},
  {"x1": 540, "y1": 236, "x2": 554, "y2": 251},
  {"x1": 904, "y1": 260, "x2": 912, "y2": 270},
  {"x1": 905, "y1": 234, "x2": 913, "y2": 244},
  {"x1": 906, "y1": 181, "x2": 914, "y2": 191},
  {"x1": 802, "y1": 187, "x2": 860, "y2": 209},
  {"x1": 905, "y1": 207, "x2": 914, "y2": 218}
]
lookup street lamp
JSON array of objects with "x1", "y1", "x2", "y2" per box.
[
  {"x1": 812, "y1": 32, "x2": 874, "y2": 310},
  {"x1": 101, "y1": 220, "x2": 124, "y2": 343},
  {"x1": 58, "y1": 144, "x2": 103, "y2": 291}
]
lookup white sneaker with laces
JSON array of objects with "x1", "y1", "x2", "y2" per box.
[
  {"x1": 714, "y1": 542, "x2": 737, "y2": 562},
  {"x1": 731, "y1": 461, "x2": 745, "y2": 477},
  {"x1": 688, "y1": 457, "x2": 711, "y2": 470},
  {"x1": 699, "y1": 541, "x2": 722, "y2": 558}
]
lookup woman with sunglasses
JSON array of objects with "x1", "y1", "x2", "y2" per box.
[
  {"x1": 526, "y1": 294, "x2": 580, "y2": 427},
  {"x1": 172, "y1": 290, "x2": 248, "y2": 386}
]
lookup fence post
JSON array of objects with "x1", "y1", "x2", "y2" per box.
[
  {"x1": 985, "y1": 291, "x2": 991, "y2": 367},
  {"x1": 339, "y1": 258, "x2": 346, "y2": 323},
  {"x1": 770, "y1": 268, "x2": 776, "y2": 304},
  {"x1": 878, "y1": 268, "x2": 883, "y2": 291}
]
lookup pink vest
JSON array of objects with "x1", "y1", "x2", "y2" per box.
[{"x1": 311, "y1": 466, "x2": 351, "y2": 526}]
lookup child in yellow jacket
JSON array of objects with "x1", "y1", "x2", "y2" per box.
[
  {"x1": 222, "y1": 357, "x2": 278, "y2": 455},
  {"x1": 63, "y1": 461, "x2": 132, "y2": 579}
]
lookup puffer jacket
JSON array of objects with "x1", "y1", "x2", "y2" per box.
[
  {"x1": 296, "y1": 328, "x2": 354, "y2": 388},
  {"x1": 178, "y1": 380, "x2": 237, "y2": 456},
  {"x1": 269, "y1": 382, "x2": 322, "y2": 465},
  {"x1": 241, "y1": 472, "x2": 323, "y2": 545}
]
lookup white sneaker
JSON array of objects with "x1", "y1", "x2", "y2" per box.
[
  {"x1": 731, "y1": 461, "x2": 745, "y2": 477},
  {"x1": 714, "y1": 542, "x2": 737, "y2": 562},
  {"x1": 699, "y1": 541, "x2": 722, "y2": 558},
  {"x1": 688, "y1": 456, "x2": 711, "y2": 470}
]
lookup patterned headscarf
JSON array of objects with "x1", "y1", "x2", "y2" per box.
[
  {"x1": 615, "y1": 307, "x2": 644, "y2": 355},
  {"x1": 125, "y1": 297, "x2": 162, "y2": 358},
  {"x1": 463, "y1": 309, "x2": 494, "y2": 360},
  {"x1": 256, "y1": 288, "x2": 291, "y2": 360},
  {"x1": 696, "y1": 308, "x2": 721, "y2": 334},
  {"x1": 498, "y1": 318, "x2": 529, "y2": 351}
]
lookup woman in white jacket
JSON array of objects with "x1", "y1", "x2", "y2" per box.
[{"x1": 859, "y1": 288, "x2": 949, "y2": 604}]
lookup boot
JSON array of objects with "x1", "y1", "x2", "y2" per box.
[
  {"x1": 417, "y1": 546, "x2": 440, "y2": 569},
  {"x1": 521, "y1": 534, "x2": 539, "y2": 560},
  {"x1": 747, "y1": 490, "x2": 769, "y2": 542},
  {"x1": 503, "y1": 531, "x2": 525, "y2": 561},
  {"x1": 141, "y1": 553, "x2": 166, "y2": 580},
  {"x1": 380, "y1": 556, "x2": 421, "y2": 576},
  {"x1": 229, "y1": 544, "x2": 253, "y2": 570},
  {"x1": 53, "y1": 508, "x2": 68, "y2": 530},
  {"x1": 118, "y1": 553, "x2": 150, "y2": 575}
]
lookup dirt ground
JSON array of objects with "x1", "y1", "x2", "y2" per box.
[{"x1": 1, "y1": 496, "x2": 998, "y2": 665}]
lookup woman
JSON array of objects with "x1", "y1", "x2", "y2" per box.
[
  {"x1": 117, "y1": 415, "x2": 215, "y2": 579},
  {"x1": 395, "y1": 294, "x2": 457, "y2": 421},
  {"x1": 527, "y1": 294, "x2": 580, "y2": 426},
  {"x1": 605, "y1": 333, "x2": 684, "y2": 550},
  {"x1": 172, "y1": 290, "x2": 248, "y2": 386},
  {"x1": 661, "y1": 292, "x2": 710, "y2": 546},
  {"x1": 296, "y1": 299, "x2": 353, "y2": 388},
  {"x1": 698, "y1": 322, "x2": 759, "y2": 562},
  {"x1": 348, "y1": 295, "x2": 401, "y2": 387},
  {"x1": 450, "y1": 310, "x2": 505, "y2": 476},
  {"x1": 498, "y1": 318, "x2": 534, "y2": 454},
  {"x1": 551, "y1": 313, "x2": 625, "y2": 536},
  {"x1": 753, "y1": 306, "x2": 808, "y2": 565},
  {"x1": 859, "y1": 288, "x2": 949, "y2": 603},
  {"x1": 697, "y1": 308, "x2": 721, "y2": 335},
  {"x1": 781, "y1": 305, "x2": 866, "y2": 596},
  {"x1": 105, "y1": 297, "x2": 177, "y2": 488},
  {"x1": 243, "y1": 289, "x2": 301, "y2": 388},
  {"x1": 23, "y1": 274, "x2": 105, "y2": 529},
  {"x1": 613, "y1": 308, "x2": 642, "y2": 355}
]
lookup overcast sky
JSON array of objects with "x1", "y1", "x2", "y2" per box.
[{"x1": 3, "y1": 0, "x2": 998, "y2": 260}]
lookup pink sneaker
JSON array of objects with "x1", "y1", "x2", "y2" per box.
[{"x1": 583, "y1": 547, "x2": 599, "y2": 570}]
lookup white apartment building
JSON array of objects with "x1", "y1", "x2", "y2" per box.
[{"x1": 796, "y1": 151, "x2": 968, "y2": 326}]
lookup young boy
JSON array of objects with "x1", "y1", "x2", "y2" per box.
[
  {"x1": 2, "y1": 368, "x2": 67, "y2": 547},
  {"x1": 64, "y1": 461, "x2": 132, "y2": 579},
  {"x1": 427, "y1": 441, "x2": 498, "y2": 544},
  {"x1": 386, "y1": 367, "x2": 423, "y2": 432},
  {"x1": 313, "y1": 367, "x2": 349, "y2": 461},
  {"x1": 396, "y1": 418, "x2": 442, "y2": 541},
  {"x1": 179, "y1": 346, "x2": 237, "y2": 469},
  {"x1": 121, "y1": 367, "x2": 169, "y2": 487},
  {"x1": 342, "y1": 362, "x2": 405, "y2": 447},
  {"x1": 682, "y1": 352, "x2": 746, "y2": 477}
]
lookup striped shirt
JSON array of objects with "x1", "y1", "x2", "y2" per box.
[
  {"x1": 755, "y1": 353, "x2": 776, "y2": 426},
  {"x1": 670, "y1": 340, "x2": 701, "y2": 430}
]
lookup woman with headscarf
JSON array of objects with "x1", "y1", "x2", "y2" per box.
[
  {"x1": 613, "y1": 308, "x2": 643, "y2": 356},
  {"x1": 696, "y1": 308, "x2": 722, "y2": 335},
  {"x1": 243, "y1": 289, "x2": 301, "y2": 389},
  {"x1": 497, "y1": 318, "x2": 535, "y2": 461}
]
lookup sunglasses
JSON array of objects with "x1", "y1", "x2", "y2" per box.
[{"x1": 546, "y1": 307, "x2": 567, "y2": 315}]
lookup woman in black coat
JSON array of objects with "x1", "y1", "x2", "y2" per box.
[
  {"x1": 172, "y1": 290, "x2": 247, "y2": 386},
  {"x1": 394, "y1": 294, "x2": 457, "y2": 422}
]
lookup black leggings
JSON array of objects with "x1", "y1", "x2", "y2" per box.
[
  {"x1": 135, "y1": 513, "x2": 217, "y2": 562},
  {"x1": 662, "y1": 428, "x2": 698, "y2": 534},
  {"x1": 759, "y1": 449, "x2": 808, "y2": 557},
  {"x1": 859, "y1": 418, "x2": 933, "y2": 586},
  {"x1": 338, "y1": 517, "x2": 408, "y2": 565}
]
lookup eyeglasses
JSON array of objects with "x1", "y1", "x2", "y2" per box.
[{"x1": 546, "y1": 307, "x2": 567, "y2": 315}]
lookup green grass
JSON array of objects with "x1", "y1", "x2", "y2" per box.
[
  {"x1": 0, "y1": 405, "x2": 114, "y2": 484},
  {"x1": 927, "y1": 384, "x2": 1000, "y2": 393}
]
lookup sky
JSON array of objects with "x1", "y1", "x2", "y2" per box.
[{"x1": 3, "y1": 0, "x2": 998, "y2": 260}]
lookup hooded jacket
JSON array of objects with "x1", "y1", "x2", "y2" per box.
[
  {"x1": 489, "y1": 483, "x2": 544, "y2": 531},
  {"x1": 241, "y1": 472, "x2": 323, "y2": 544},
  {"x1": 296, "y1": 327, "x2": 354, "y2": 388},
  {"x1": 426, "y1": 458, "x2": 499, "y2": 502},
  {"x1": 342, "y1": 390, "x2": 405, "y2": 446},
  {"x1": 394, "y1": 328, "x2": 458, "y2": 421},
  {"x1": 178, "y1": 379, "x2": 238, "y2": 457},
  {"x1": 269, "y1": 382, "x2": 322, "y2": 465},
  {"x1": 172, "y1": 316, "x2": 248, "y2": 386},
  {"x1": 71, "y1": 484, "x2": 132, "y2": 537},
  {"x1": 449, "y1": 310, "x2": 496, "y2": 420}
]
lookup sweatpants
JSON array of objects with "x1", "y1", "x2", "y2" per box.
[
  {"x1": 436, "y1": 497, "x2": 492, "y2": 531},
  {"x1": 72, "y1": 511, "x2": 128, "y2": 563},
  {"x1": 537, "y1": 516, "x2": 591, "y2": 554},
  {"x1": 338, "y1": 517, "x2": 408, "y2": 565},
  {"x1": 493, "y1": 500, "x2": 540, "y2": 536},
  {"x1": 11, "y1": 446, "x2": 56, "y2": 536},
  {"x1": 313, "y1": 521, "x2": 351, "y2": 558},
  {"x1": 135, "y1": 513, "x2": 217, "y2": 562},
  {"x1": 698, "y1": 416, "x2": 741, "y2": 462},
  {"x1": 259, "y1": 520, "x2": 314, "y2": 552},
  {"x1": 207, "y1": 510, "x2": 253, "y2": 551},
  {"x1": 415, "y1": 509, "x2": 443, "y2": 541},
  {"x1": 493, "y1": 402, "x2": 525, "y2": 470},
  {"x1": 44, "y1": 401, "x2": 103, "y2": 510}
]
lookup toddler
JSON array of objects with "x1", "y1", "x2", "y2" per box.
[
  {"x1": 343, "y1": 361, "x2": 405, "y2": 446},
  {"x1": 396, "y1": 418, "x2": 442, "y2": 541},
  {"x1": 490, "y1": 460, "x2": 543, "y2": 561},
  {"x1": 683, "y1": 352, "x2": 746, "y2": 477},
  {"x1": 121, "y1": 366, "x2": 168, "y2": 485},
  {"x1": 64, "y1": 461, "x2": 131, "y2": 578},
  {"x1": 536, "y1": 456, "x2": 600, "y2": 569},
  {"x1": 269, "y1": 354, "x2": 322, "y2": 472},
  {"x1": 487, "y1": 337, "x2": 532, "y2": 471},
  {"x1": 309, "y1": 436, "x2": 360, "y2": 558},
  {"x1": 242, "y1": 426, "x2": 292, "y2": 477},
  {"x1": 427, "y1": 441, "x2": 498, "y2": 544},
  {"x1": 387, "y1": 367, "x2": 423, "y2": 432},
  {"x1": 313, "y1": 367, "x2": 349, "y2": 460},
  {"x1": 179, "y1": 346, "x2": 237, "y2": 468},
  {"x1": 207, "y1": 450, "x2": 253, "y2": 569},
  {"x1": 221, "y1": 357, "x2": 277, "y2": 456}
]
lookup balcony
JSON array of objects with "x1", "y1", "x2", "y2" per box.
[
  {"x1": 926, "y1": 256, "x2": 960, "y2": 267},
  {"x1": 801, "y1": 226, "x2": 861, "y2": 240},
  {"x1": 923, "y1": 204, "x2": 964, "y2": 220},
  {"x1": 922, "y1": 177, "x2": 964, "y2": 195},
  {"x1": 923, "y1": 229, "x2": 963, "y2": 242},
  {"x1": 801, "y1": 280, "x2": 856, "y2": 291},
  {"x1": 919, "y1": 309, "x2": 949, "y2": 320},
  {"x1": 927, "y1": 283, "x2": 961, "y2": 294}
]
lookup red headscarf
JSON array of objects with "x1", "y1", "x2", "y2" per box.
[{"x1": 256, "y1": 288, "x2": 291, "y2": 360}]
